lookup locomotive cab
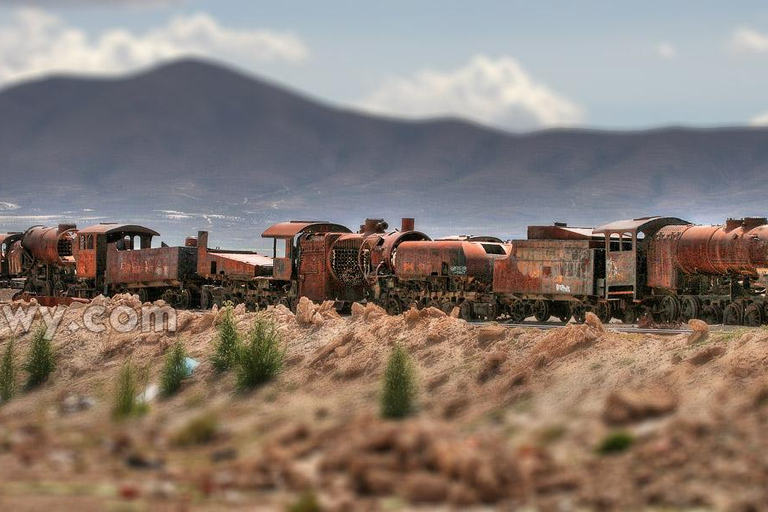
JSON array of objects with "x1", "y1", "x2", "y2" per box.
[
  {"x1": 75, "y1": 223, "x2": 159, "y2": 291},
  {"x1": 261, "y1": 221, "x2": 351, "y2": 283},
  {"x1": 593, "y1": 217, "x2": 689, "y2": 300}
]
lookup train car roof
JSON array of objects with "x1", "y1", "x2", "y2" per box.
[
  {"x1": 593, "y1": 216, "x2": 689, "y2": 234},
  {"x1": 527, "y1": 225, "x2": 599, "y2": 240},
  {"x1": 78, "y1": 223, "x2": 160, "y2": 237},
  {"x1": 262, "y1": 221, "x2": 351, "y2": 239},
  {"x1": 436, "y1": 235, "x2": 505, "y2": 243}
]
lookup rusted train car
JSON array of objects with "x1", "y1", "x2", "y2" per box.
[
  {"x1": 0, "y1": 233, "x2": 25, "y2": 287},
  {"x1": 8, "y1": 214, "x2": 768, "y2": 327}
]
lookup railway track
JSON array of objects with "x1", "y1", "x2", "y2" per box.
[{"x1": 470, "y1": 320, "x2": 740, "y2": 335}]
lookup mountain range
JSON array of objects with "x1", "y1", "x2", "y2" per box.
[{"x1": 0, "y1": 58, "x2": 766, "y2": 249}]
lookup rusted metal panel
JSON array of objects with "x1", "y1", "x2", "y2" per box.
[
  {"x1": 106, "y1": 245, "x2": 196, "y2": 285},
  {"x1": 394, "y1": 241, "x2": 503, "y2": 284},
  {"x1": 22, "y1": 224, "x2": 77, "y2": 266},
  {"x1": 647, "y1": 224, "x2": 689, "y2": 289},
  {"x1": 262, "y1": 221, "x2": 350, "y2": 239},
  {"x1": 493, "y1": 240, "x2": 594, "y2": 296},
  {"x1": 605, "y1": 250, "x2": 635, "y2": 290},
  {"x1": 297, "y1": 233, "x2": 329, "y2": 301},
  {"x1": 196, "y1": 231, "x2": 272, "y2": 280},
  {"x1": 365, "y1": 231, "x2": 431, "y2": 272},
  {"x1": 297, "y1": 232, "x2": 364, "y2": 302}
]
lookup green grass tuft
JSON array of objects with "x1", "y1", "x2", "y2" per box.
[
  {"x1": 235, "y1": 314, "x2": 284, "y2": 391},
  {"x1": 112, "y1": 361, "x2": 147, "y2": 421},
  {"x1": 211, "y1": 302, "x2": 239, "y2": 372},
  {"x1": 0, "y1": 337, "x2": 17, "y2": 403},
  {"x1": 160, "y1": 339, "x2": 188, "y2": 397},
  {"x1": 22, "y1": 325, "x2": 55, "y2": 389},
  {"x1": 172, "y1": 413, "x2": 218, "y2": 446},
  {"x1": 286, "y1": 490, "x2": 322, "y2": 512},
  {"x1": 380, "y1": 343, "x2": 417, "y2": 419},
  {"x1": 596, "y1": 430, "x2": 635, "y2": 455}
]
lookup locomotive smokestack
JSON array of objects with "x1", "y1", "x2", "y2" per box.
[{"x1": 401, "y1": 218, "x2": 415, "y2": 232}]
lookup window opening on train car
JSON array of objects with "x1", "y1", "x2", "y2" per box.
[{"x1": 481, "y1": 243, "x2": 506, "y2": 255}]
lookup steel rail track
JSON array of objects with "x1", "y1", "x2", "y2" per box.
[{"x1": 469, "y1": 321, "x2": 738, "y2": 335}]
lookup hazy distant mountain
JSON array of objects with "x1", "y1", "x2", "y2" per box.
[{"x1": 0, "y1": 58, "x2": 767, "y2": 248}]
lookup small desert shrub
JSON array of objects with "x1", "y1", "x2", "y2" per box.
[
  {"x1": 172, "y1": 413, "x2": 218, "y2": 446},
  {"x1": 381, "y1": 343, "x2": 417, "y2": 419},
  {"x1": 160, "y1": 340, "x2": 188, "y2": 397},
  {"x1": 112, "y1": 361, "x2": 147, "y2": 420},
  {"x1": 286, "y1": 490, "x2": 321, "y2": 512},
  {"x1": 0, "y1": 338, "x2": 16, "y2": 403},
  {"x1": 596, "y1": 430, "x2": 635, "y2": 455},
  {"x1": 211, "y1": 301, "x2": 239, "y2": 372},
  {"x1": 23, "y1": 325, "x2": 55, "y2": 389},
  {"x1": 235, "y1": 315, "x2": 284, "y2": 391}
]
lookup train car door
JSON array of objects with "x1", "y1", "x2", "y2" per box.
[
  {"x1": 604, "y1": 231, "x2": 637, "y2": 299},
  {"x1": 297, "y1": 233, "x2": 328, "y2": 301}
]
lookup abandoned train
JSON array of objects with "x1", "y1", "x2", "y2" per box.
[{"x1": 3, "y1": 214, "x2": 768, "y2": 326}]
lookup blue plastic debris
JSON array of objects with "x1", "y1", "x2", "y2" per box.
[{"x1": 184, "y1": 357, "x2": 200, "y2": 377}]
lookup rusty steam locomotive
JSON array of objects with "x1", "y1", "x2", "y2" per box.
[{"x1": 2, "y1": 215, "x2": 768, "y2": 326}]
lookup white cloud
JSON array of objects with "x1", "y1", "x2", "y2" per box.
[
  {"x1": 750, "y1": 111, "x2": 768, "y2": 126},
  {"x1": 731, "y1": 27, "x2": 768, "y2": 53},
  {"x1": 356, "y1": 55, "x2": 583, "y2": 131},
  {"x1": 0, "y1": 7, "x2": 308, "y2": 86},
  {"x1": 655, "y1": 42, "x2": 676, "y2": 60}
]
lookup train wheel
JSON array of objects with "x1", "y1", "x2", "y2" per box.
[
  {"x1": 593, "y1": 302, "x2": 611, "y2": 324},
  {"x1": 659, "y1": 296, "x2": 681, "y2": 323},
  {"x1": 178, "y1": 289, "x2": 192, "y2": 310},
  {"x1": 533, "y1": 300, "x2": 550, "y2": 323},
  {"x1": 200, "y1": 289, "x2": 213, "y2": 310},
  {"x1": 162, "y1": 289, "x2": 176, "y2": 307},
  {"x1": 702, "y1": 304, "x2": 722, "y2": 324},
  {"x1": 744, "y1": 303, "x2": 764, "y2": 327},
  {"x1": 458, "y1": 300, "x2": 473, "y2": 320},
  {"x1": 439, "y1": 300, "x2": 455, "y2": 315},
  {"x1": 681, "y1": 296, "x2": 702, "y2": 322},
  {"x1": 53, "y1": 280, "x2": 66, "y2": 297},
  {"x1": 572, "y1": 303, "x2": 587, "y2": 324},
  {"x1": 556, "y1": 302, "x2": 572, "y2": 323},
  {"x1": 137, "y1": 288, "x2": 149, "y2": 304},
  {"x1": 622, "y1": 306, "x2": 638, "y2": 324},
  {"x1": 723, "y1": 302, "x2": 744, "y2": 326},
  {"x1": 509, "y1": 300, "x2": 526, "y2": 323},
  {"x1": 386, "y1": 297, "x2": 403, "y2": 316}
]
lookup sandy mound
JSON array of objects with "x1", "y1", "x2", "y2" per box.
[{"x1": 0, "y1": 295, "x2": 766, "y2": 510}]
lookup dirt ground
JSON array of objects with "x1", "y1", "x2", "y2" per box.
[{"x1": 0, "y1": 293, "x2": 767, "y2": 511}]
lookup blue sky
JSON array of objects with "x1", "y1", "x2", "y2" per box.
[{"x1": 2, "y1": 0, "x2": 768, "y2": 131}]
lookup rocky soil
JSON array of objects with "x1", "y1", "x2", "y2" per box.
[{"x1": 0, "y1": 294, "x2": 767, "y2": 511}]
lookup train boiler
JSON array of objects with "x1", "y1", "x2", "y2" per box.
[
  {"x1": 647, "y1": 217, "x2": 768, "y2": 325},
  {"x1": 20, "y1": 224, "x2": 78, "y2": 296}
]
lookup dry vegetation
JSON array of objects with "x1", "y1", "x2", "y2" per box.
[{"x1": 0, "y1": 293, "x2": 767, "y2": 510}]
